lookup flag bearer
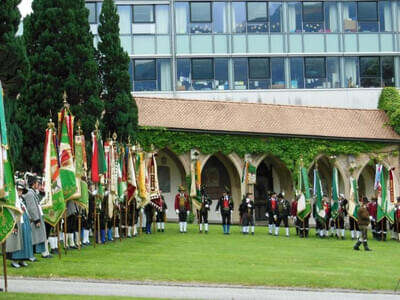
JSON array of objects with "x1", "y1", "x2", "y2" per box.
[
  {"x1": 216, "y1": 187, "x2": 234, "y2": 235},
  {"x1": 276, "y1": 193, "x2": 290, "y2": 237},
  {"x1": 175, "y1": 185, "x2": 190, "y2": 233},
  {"x1": 198, "y1": 186, "x2": 212, "y2": 234},
  {"x1": 291, "y1": 196, "x2": 299, "y2": 236}
]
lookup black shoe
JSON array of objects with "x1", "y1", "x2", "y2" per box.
[
  {"x1": 205, "y1": 231, "x2": 208, "y2": 234},
  {"x1": 161, "y1": 229, "x2": 164, "y2": 232},
  {"x1": 28, "y1": 257, "x2": 38, "y2": 262},
  {"x1": 341, "y1": 237, "x2": 345, "y2": 240},
  {"x1": 353, "y1": 241, "x2": 361, "y2": 251},
  {"x1": 11, "y1": 261, "x2": 20, "y2": 268},
  {"x1": 19, "y1": 261, "x2": 28, "y2": 267},
  {"x1": 41, "y1": 254, "x2": 53, "y2": 259},
  {"x1": 363, "y1": 242, "x2": 372, "y2": 251},
  {"x1": 251, "y1": 232, "x2": 254, "y2": 235},
  {"x1": 50, "y1": 248, "x2": 58, "y2": 254}
]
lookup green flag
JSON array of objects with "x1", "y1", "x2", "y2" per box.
[
  {"x1": 75, "y1": 134, "x2": 88, "y2": 209},
  {"x1": 297, "y1": 167, "x2": 311, "y2": 221},
  {"x1": 314, "y1": 169, "x2": 325, "y2": 223},
  {"x1": 331, "y1": 167, "x2": 339, "y2": 220}
]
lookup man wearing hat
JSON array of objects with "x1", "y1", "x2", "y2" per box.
[
  {"x1": 276, "y1": 193, "x2": 290, "y2": 237},
  {"x1": 335, "y1": 194, "x2": 348, "y2": 239},
  {"x1": 216, "y1": 187, "x2": 234, "y2": 234},
  {"x1": 353, "y1": 197, "x2": 371, "y2": 251},
  {"x1": 24, "y1": 174, "x2": 51, "y2": 258},
  {"x1": 266, "y1": 192, "x2": 278, "y2": 235},
  {"x1": 174, "y1": 185, "x2": 190, "y2": 233},
  {"x1": 198, "y1": 186, "x2": 212, "y2": 234},
  {"x1": 239, "y1": 192, "x2": 255, "y2": 235}
]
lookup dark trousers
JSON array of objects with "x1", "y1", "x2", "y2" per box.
[
  {"x1": 156, "y1": 212, "x2": 165, "y2": 222},
  {"x1": 268, "y1": 213, "x2": 275, "y2": 225},
  {"x1": 299, "y1": 216, "x2": 310, "y2": 237},
  {"x1": 221, "y1": 211, "x2": 231, "y2": 225},
  {"x1": 199, "y1": 209, "x2": 208, "y2": 224},
  {"x1": 277, "y1": 215, "x2": 288, "y2": 227},
  {"x1": 349, "y1": 218, "x2": 359, "y2": 231},
  {"x1": 242, "y1": 213, "x2": 254, "y2": 226},
  {"x1": 67, "y1": 215, "x2": 76, "y2": 233},
  {"x1": 178, "y1": 210, "x2": 187, "y2": 222},
  {"x1": 335, "y1": 217, "x2": 345, "y2": 229}
]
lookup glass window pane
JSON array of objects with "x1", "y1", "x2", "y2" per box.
[
  {"x1": 358, "y1": 2, "x2": 377, "y2": 21},
  {"x1": 175, "y1": 3, "x2": 189, "y2": 34},
  {"x1": 86, "y1": 3, "x2": 96, "y2": 24},
  {"x1": 157, "y1": 59, "x2": 171, "y2": 91},
  {"x1": 360, "y1": 57, "x2": 379, "y2": 76},
  {"x1": 288, "y1": 2, "x2": 302, "y2": 32},
  {"x1": 344, "y1": 57, "x2": 359, "y2": 88},
  {"x1": 343, "y1": 2, "x2": 357, "y2": 32},
  {"x1": 271, "y1": 58, "x2": 285, "y2": 88},
  {"x1": 176, "y1": 59, "x2": 191, "y2": 91},
  {"x1": 156, "y1": 5, "x2": 169, "y2": 34},
  {"x1": 305, "y1": 57, "x2": 325, "y2": 78},
  {"x1": 303, "y1": 2, "x2": 323, "y2": 22},
  {"x1": 190, "y1": 2, "x2": 211, "y2": 23},
  {"x1": 269, "y1": 2, "x2": 282, "y2": 32},
  {"x1": 134, "y1": 60, "x2": 156, "y2": 80},
  {"x1": 214, "y1": 59, "x2": 229, "y2": 90},
  {"x1": 233, "y1": 58, "x2": 248, "y2": 89},
  {"x1": 232, "y1": 2, "x2": 246, "y2": 33},
  {"x1": 133, "y1": 5, "x2": 154, "y2": 23},
  {"x1": 290, "y1": 57, "x2": 304, "y2": 88},
  {"x1": 247, "y1": 2, "x2": 267, "y2": 22},
  {"x1": 213, "y1": 2, "x2": 228, "y2": 33},
  {"x1": 324, "y1": 2, "x2": 338, "y2": 33},
  {"x1": 379, "y1": 1, "x2": 393, "y2": 32},
  {"x1": 117, "y1": 6, "x2": 131, "y2": 34},
  {"x1": 249, "y1": 58, "x2": 270, "y2": 79},
  {"x1": 97, "y1": 3, "x2": 102, "y2": 23},
  {"x1": 326, "y1": 57, "x2": 340, "y2": 88},
  {"x1": 381, "y1": 57, "x2": 394, "y2": 87},
  {"x1": 192, "y1": 58, "x2": 213, "y2": 80}
]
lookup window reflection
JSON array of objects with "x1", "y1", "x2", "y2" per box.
[
  {"x1": 290, "y1": 58, "x2": 304, "y2": 88},
  {"x1": 134, "y1": 59, "x2": 171, "y2": 91},
  {"x1": 248, "y1": 58, "x2": 270, "y2": 89},
  {"x1": 305, "y1": 57, "x2": 326, "y2": 88},
  {"x1": 271, "y1": 58, "x2": 285, "y2": 89}
]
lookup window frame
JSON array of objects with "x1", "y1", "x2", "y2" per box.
[
  {"x1": 357, "y1": 1, "x2": 378, "y2": 22},
  {"x1": 302, "y1": 1, "x2": 324, "y2": 23},
  {"x1": 190, "y1": 2, "x2": 212, "y2": 23},
  {"x1": 246, "y1": 2, "x2": 268, "y2": 23},
  {"x1": 304, "y1": 57, "x2": 326, "y2": 79},
  {"x1": 191, "y1": 58, "x2": 214, "y2": 80},
  {"x1": 132, "y1": 5, "x2": 155, "y2": 24},
  {"x1": 248, "y1": 58, "x2": 270, "y2": 80},
  {"x1": 134, "y1": 59, "x2": 157, "y2": 81}
]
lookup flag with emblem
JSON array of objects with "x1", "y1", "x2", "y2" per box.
[
  {"x1": 297, "y1": 167, "x2": 311, "y2": 221},
  {"x1": 330, "y1": 167, "x2": 339, "y2": 220},
  {"x1": 314, "y1": 168, "x2": 325, "y2": 223},
  {"x1": 348, "y1": 177, "x2": 359, "y2": 221}
]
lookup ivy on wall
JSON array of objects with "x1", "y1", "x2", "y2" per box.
[
  {"x1": 138, "y1": 127, "x2": 389, "y2": 182},
  {"x1": 378, "y1": 87, "x2": 400, "y2": 135}
]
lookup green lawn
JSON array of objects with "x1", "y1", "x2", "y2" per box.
[{"x1": 4, "y1": 224, "x2": 400, "y2": 290}]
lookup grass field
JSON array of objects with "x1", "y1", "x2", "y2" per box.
[{"x1": 4, "y1": 224, "x2": 400, "y2": 291}]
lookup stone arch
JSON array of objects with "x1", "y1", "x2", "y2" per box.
[
  {"x1": 156, "y1": 148, "x2": 187, "y2": 221},
  {"x1": 201, "y1": 152, "x2": 242, "y2": 224},
  {"x1": 309, "y1": 155, "x2": 346, "y2": 197}
]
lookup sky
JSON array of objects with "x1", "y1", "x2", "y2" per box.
[{"x1": 18, "y1": 0, "x2": 33, "y2": 18}]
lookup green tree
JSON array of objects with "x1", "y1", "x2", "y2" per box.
[
  {"x1": 97, "y1": 0, "x2": 138, "y2": 141},
  {"x1": 18, "y1": 0, "x2": 104, "y2": 171},
  {"x1": 0, "y1": 0, "x2": 27, "y2": 166}
]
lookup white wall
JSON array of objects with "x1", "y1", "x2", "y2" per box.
[{"x1": 133, "y1": 88, "x2": 387, "y2": 109}]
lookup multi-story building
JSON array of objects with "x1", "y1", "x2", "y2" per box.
[{"x1": 86, "y1": 1, "x2": 400, "y2": 224}]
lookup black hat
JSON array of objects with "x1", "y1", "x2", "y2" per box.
[
  {"x1": 277, "y1": 193, "x2": 283, "y2": 199},
  {"x1": 362, "y1": 196, "x2": 369, "y2": 203},
  {"x1": 26, "y1": 174, "x2": 39, "y2": 187},
  {"x1": 223, "y1": 186, "x2": 230, "y2": 193}
]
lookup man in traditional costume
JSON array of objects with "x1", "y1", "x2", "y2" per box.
[
  {"x1": 198, "y1": 186, "x2": 212, "y2": 234},
  {"x1": 353, "y1": 197, "x2": 371, "y2": 251},
  {"x1": 216, "y1": 187, "x2": 234, "y2": 235},
  {"x1": 335, "y1": 194, "x2": 347, "y2": 239},
  {"x1": 276, "y1": 193, "x2": 290, "y2": 237},
  {"x1": 266, "y1": 192, "x2": 278, "y2": 235},
  {"x1": 291, "y1": 196, "x2": 299, "y2": 236},
  {"x1": 240, "y1": 192, "x2": 255, "y2": 235},
  {"x1": 156, "y1": 190, "x2": 168, "y2": 233},
  {"x1": 174, "y1": 185, "x2": 190, "y2": 233},
  {"x1": 367, "y1": 196, "x2": 377, "y2": 239}
]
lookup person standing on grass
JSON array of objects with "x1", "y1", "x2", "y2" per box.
[
  {"x1": 353, "y1": 197, "x2": 371, "y2": 251},
  {"x1": 395, "y1": 197, "x2": 400, "y2": 240},
  {"x1": 266, "y1": 192, "x2": 278, "y2": 235},
  {"x1": 240, "y1": 192, "x2": 255, "y2": 235},
  {"x1": 291, "y1": 196, "x2": 299, "y2": 236},
  {"x1": 175, "y1": 185, "x2": 190, "y2": 233},
  {"x1": 144, "y1": 202, "x2": 154, "y2": 234},
  {"x1": 198, "y1": 186, "x2": 212, "y2": 234},
  {"x1": 216, "y1": 187, "x2": 234, "y2": 235},
  {"x1": 275, "y1": 193, "x2": 290, "y2": 237},
  {"x1": 156, "y1": 190, "x2": 168, "y2": 233},
  {"x1": 335, "y1": 194, "x2": 347, "y2": 239},
  {"x1": 368, "y1": 197, "x2": 377, "y2": 239}
]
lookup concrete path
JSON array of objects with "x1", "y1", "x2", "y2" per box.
[{"x1": 4, "y1": 277, "x2": 400, "y2": 299}]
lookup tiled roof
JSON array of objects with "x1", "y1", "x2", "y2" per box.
[{"x1": 135, "y1": 97, "x2": 400, "y2": 142}]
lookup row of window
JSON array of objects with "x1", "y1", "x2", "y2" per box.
[
  {"x1": 131, "y1": 56, "x2": 396, "y2": 91},
  {"x1": 86, "y1": 1, "x2": 398, "y2": 34}
]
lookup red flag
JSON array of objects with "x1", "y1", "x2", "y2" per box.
[{"x1": 91, "y1": 132, "x2": 99, "y2": 183}]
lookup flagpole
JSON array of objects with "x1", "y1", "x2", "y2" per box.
[
  {"x1": 125, "y1": 201, "x2": 128, "y2": 238},
  {"x1": 56, "y1": 222, "x2": 62, "y2": 260},
  {"x1": 64, "y1": 211, "x2": 67, "y2": 255},
  {"x1": 93, "y1": 192, "x2": 97, "y2": 248},
  {"x1": 2, "y1": 242, "x2": 7, "y2": 292},
  {"x1": 78, "y1": 214, "x2": 81, "y2": 250}
]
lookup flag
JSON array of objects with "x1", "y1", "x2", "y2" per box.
[
  {"x1": 41, "y1": 126, "x2": 66, "y2": 226},
  {"x1": 0, "y1": 82, "x2": 20, "y2": 242},
  {"x1": 91, "y1": 130, "x2": 107, "y2": 207},
  {"x1": 75, "y1": 133, "x2": 88, "y2": 209},
  {"x1": 348, "y1": 177, "x2": 359, "y2": 221},
  {"x1": 148, "y1": 153, "x2": 162, "y2": 209},
  {"x1": 330, "y1": 167, "x2": 339, "y2": 220},
  {"x1": 59, "y1": 109, "x2": 80, "y2": 201},
  {"x1": 117, "y1": 145, "x2": 127, "y2": 202},
  {"x1": 108, "y1": 140, "x2": 118, "y2": 218},
  {"x1": 126, "y1": 145, "x2": 137, "y2": 204},
  {"x1": 137, "y1": 151, "x2": 148, "y2": 208},
  {"x1": 297, "y1": 167, "x2": 311, "y2": 221},
  {"x1": 241, "y1": 161, "x2": 256, "y2": 184},
  {"x1": 314, "y1": 169, "x2": 325, "y2": 222},
  {"x1": 190, "y1": 159, "x2": 202, "y2": 210},
  {"x1": 377, "y1": 165, "x2": 396, "y2": 223}
]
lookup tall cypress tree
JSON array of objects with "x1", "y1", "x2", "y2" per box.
[
  {"x1": 0, "y1": 0, "x2": 27, "y2": 166},
  {"x1": 97, "y1": 0, "x2": 138, "y2": 141},
  {"x1": 19, "y1": 0, "x2": 103, "y2": 171}
]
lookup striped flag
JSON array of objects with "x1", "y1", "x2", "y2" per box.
[
  {"x1": 297, "y1": 167, "x2": 311, "y2": 221},
  {"x1": 314, "y1": 168, "x2": 326, "y2": 222},
  {"x1": 377, "y1": 165, "x2": 396, "y2": 223},
  {"x1": 348, "y1": 177, "x2": 359, "y2": 221},
  {"x1": 126, "y1": 145, "x2": 137, "y2": 204},
  {"x1": 190, "y1": 159, "x2": 202, "y2": 211}
]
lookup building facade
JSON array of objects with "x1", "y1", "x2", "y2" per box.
[{"x1": 86, "y1": 0, "x2": 400, "y2": 108}]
